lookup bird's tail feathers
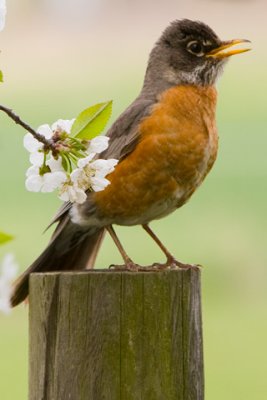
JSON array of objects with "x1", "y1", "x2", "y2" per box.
[{"x1": 11, "y1": 219, "x2": 104, "y2": 307}]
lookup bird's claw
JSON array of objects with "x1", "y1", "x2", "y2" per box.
[
  {"x1": 150, "y1": 258, "x2": 202, "y2": 271},
  {"x1": 109, "y1": 262, "x2": 140, "y2": 272},
  {"x1": 108, "y1": 259, "x2": 202, "y2": 272},
  {"x1": 169, "y1": 258, "x2": 202, "y2": 271}
]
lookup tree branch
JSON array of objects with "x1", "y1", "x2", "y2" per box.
[{"x1": 0, "y1": 104, "x2": 53, "y2": 149}]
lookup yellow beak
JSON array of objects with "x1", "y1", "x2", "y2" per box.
[{"x1": 206, "y1": 39, "x2": 251, "y2": 59}]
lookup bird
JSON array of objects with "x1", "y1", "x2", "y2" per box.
[{"x1": 11, "y1": 19, "x2": 250, "y2": 307}]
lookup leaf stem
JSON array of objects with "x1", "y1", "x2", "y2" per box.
[{"x1": 0, "y1": 104, "x2": 53, "y2": 149}]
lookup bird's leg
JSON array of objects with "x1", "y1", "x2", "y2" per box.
[
  {"x1": 142, "y1": 224, "x2": 200, "y2": 270},
  {"x1": 107, "y1": 225, "x2": 139, "y2": 271}
]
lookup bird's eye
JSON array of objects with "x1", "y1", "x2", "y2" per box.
[{"x1": 187, "y1": 41, "x2": 204, "y2": 57}]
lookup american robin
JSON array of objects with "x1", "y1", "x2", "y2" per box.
[{"x1": 11, "y1": 19, "x2": 250, "y2": 307}]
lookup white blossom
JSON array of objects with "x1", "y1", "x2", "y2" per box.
[
  {"x1": 87, "y1": 136, "x2": 109, "y2": 154},
  {"x1": 77, "y1": 155, "x2": 118, "y2": 173},
  {"x1": 37, "y1": 123, "x2": 54, "y2": 139},
  {"x1": 90, "y1": 176, "x2": 110, "y2": 192},
  {"x1": 47, "y1": 156, "x2": 64, "y2": 172},
  {"x1": 57, "y1": 156, "x2": 118, "y2": 203},
  {"x1": 90, "y1": 159, "x2": 118, "y2": 177},
  {"x1": 52, "y1": 118, "x2": 75, "y2": 134},
  {"x1": 58, "y1": 180, "x2": 87, "y2": 204},
  {"x1": 58, "y1": 169, "x2": 87, "y2": 203},
  {"x1": 29, "y1": 151, "x2": 44, "y2": 167},
  {"x1": 24, "y1": 117, "x2": 118, "y2": 203},
  {"x1": 90, "y1": 159, "x2": 118, "y2": 191},
  {"x1": 24, "y1": 124, "x2": 54, "y2": 153},
  {"x1": 25, "y1": 165, "x2": 66, "y2": 193},
  {"x1": 24, "y1": 120, "x2": 74, "y2": 167},
  {"x1": 0, "y1": 254, "x2": 19, "y2": 314},
  {"x1": 0, "y1": 0, "x2": 6, "y2": 32},
  {"x1": 70, "y1": 167, "x2": 88, "y2": 187},
  {"x1": 78, "y1": 155, "x2": 118, "y2": 193},
  {"x1": 23, "y1": 133, "x2": 43, "y2": 154},
  {"x1": 77, "y1": 153, "x2": 95, "y2": 168},
  {"x1": 24, "y1": 124, "x2": 53, "y2": 166}
]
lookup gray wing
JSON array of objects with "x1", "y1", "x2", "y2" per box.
[
  {"x1": 48, "y1": 97, "x2": 154, "y2": 226},
  {"x1": 100, "y1": 97, "x2": 154, "y2": 160}
]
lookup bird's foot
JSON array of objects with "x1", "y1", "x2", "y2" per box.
[
  {"x1": 109, "y1": 258, "x2": 202, "y2": 272},
  {"x1": 150, "y1": 257, "x2": 202, "y2": 271},
  {"x1": 109, "y1": 262, "x2": 140, "y2": 272},
  {"x1": 109, "y1": 262, "x2": 167, "y2": 272}
]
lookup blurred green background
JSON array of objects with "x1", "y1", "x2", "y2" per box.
[{"x1": 0, "y1": 0, "x2": 267, "y2": 399}]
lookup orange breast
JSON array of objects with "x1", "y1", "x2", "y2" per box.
[{"x1": 94, "y1": 85, "x2": 218, "y2": 225}]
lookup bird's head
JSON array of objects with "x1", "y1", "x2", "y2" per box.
[{"x1": 144, "y1": 19, "x2": 251, "y2": 89}]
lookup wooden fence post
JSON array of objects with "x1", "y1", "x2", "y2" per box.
[{"x1": 29, "y1": 269, "x2": 204, "y2": 400}]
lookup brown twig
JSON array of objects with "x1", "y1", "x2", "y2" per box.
[{"x1": 0, "y1": 104, "x2": 53, "y2": 149}]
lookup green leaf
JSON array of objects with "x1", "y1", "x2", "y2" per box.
[
  {"x1": 71, "y1": 101, "x2": 112, "y2": 140},
  {"x1": 0, "y1": 70, "x2": 3, "y2": 83},
  {"x1": 0, "y1": 232, "x2": 13, "y2": 245}
]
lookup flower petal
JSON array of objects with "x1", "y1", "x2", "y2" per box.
[
  {"x1": 26, "y1": 165, "x2": 39, "y2": 178},
  {"x1": 0, "y1": 0, "x2": 7, "y2": 32},
  {"x1": 41, "y1": 171, "x2": 67, "y2": 192},
  {"x1": 24, "y1": 133, "x2": 42, "y2": 153},
  {"x1": 58, "y1": 190, "x2": 70, "y2": 202},
  {"x1": 70, "y1": 168, "x2": 85, "y2": 184},
  {"x1": 91, "y1": 158, "x2": 118, "y2": 177},
  {"x1": 47, "y1": 156, "x2": 64, "y2": 172},
  {"x1": 91, "y1": 176, "x2": 110, "y2": 192},
  {"x1": 52, "y1": 119, "x2": 75, "y2": 134},
  {"x1": 29, "y1": 151, "x2": 44, "y2": 166},
  {"x1": 0, "y1": 252, "x2": 18, "y2": 315},
  {"x1": 74, "y1": 188, "x2": 87, "y2": 204},
  {"x1": 77, "y1": 153, "x2": 95, "y2": 168},
  {"x1": 88, "y1": 136, "x2": 109, "y2": 154},
  {"x1": 2, "y1": 254, "x2": 19, "y2": 280},
  {"x1": 37, "y1": 124, "x2": 53, "y2": 139},
  {"x1": 58, "y1": 184, "x2": 87, "y2": 204},
  {"x1": 25, "y1": 174, "x2": 43, "y2": 192},
  {"x1": 0, "y1": 298, "x2": 11, "y2": 314}
]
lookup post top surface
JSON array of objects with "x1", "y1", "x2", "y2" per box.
[{"x1": 30, "y1": 268, "x2": 201, "y2": 277}]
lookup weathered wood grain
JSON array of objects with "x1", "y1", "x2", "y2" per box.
[{"x1": 29, "y1": 269, "x2": 204, "y2": 400}]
